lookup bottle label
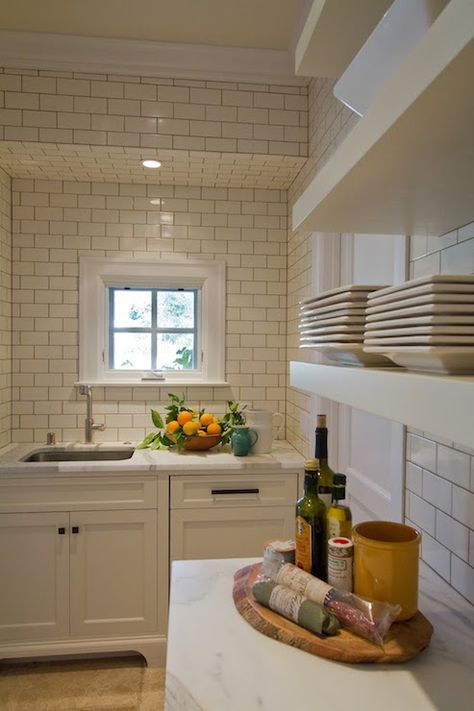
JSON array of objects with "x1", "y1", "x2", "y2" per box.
[
  {"x1": 295, "y1": 516, "x2": 312, "y2": 573},
  {"x1": 275, "y1": 563, "x2": 332, "y2": 605},
  {"x1": 327, "y1": 538, "x2": 353, "y2": 592},
  {"x1": 327, "y1": 518, "x2": 352, "y2": 539},
  {"x1": 268, "y1": 584, "x2": 304, "y2": 623},
  {"x1": 319, "y1": 492, "x2": 332, "y2": 508}
]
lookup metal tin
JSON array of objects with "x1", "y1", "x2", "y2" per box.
[{"x1": 327, "y1": 536, "x2": 353, "y2": 592}]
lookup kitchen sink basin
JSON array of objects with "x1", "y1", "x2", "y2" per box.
[{"x1": 21, "y1": 448, "x2": 135, "y2": 462}]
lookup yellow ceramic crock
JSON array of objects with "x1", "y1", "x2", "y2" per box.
[{"x1": 352, "y1": 521, "x2": 421, "y2": 621}]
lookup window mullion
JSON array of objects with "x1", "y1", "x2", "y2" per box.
[{"x1": 151, "y1": 290, "x2": 157, "y2": 370}]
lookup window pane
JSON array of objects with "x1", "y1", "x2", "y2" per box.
[
  {"x1": 113, "y1": 290, "x2": 152, "y2": 328},
  {"x1": 157, "y1": 333, "x2": 194, "y2": 370},
  {"x1": 113, "y1": 333, "x2": 151, "y2": 369},
  {"x1": 157, "y1": 291, "x2": 194, "y2": 328}
]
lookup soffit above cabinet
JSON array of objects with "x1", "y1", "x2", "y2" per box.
[
  {"x1": 292, "y1": 0, "x2": 474, "y2": 236},
  {"x1": 294, "y1": 0, "x2": 393, "y2": 78}
]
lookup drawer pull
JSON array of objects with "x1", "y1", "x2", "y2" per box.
[
  {"x1": 71, "y1": 526, "x2": 80, "y2": 534},
  {"x1": 57, "y1": 527, "x2": 66, "y2": 535},
  {"x1": 211, "y1": 488, "x2": 260, "y2": 496}
]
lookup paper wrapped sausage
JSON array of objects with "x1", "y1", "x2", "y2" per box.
[
  {"x1": 262, "y1": 560, "x2": 400, "y2": 646},
  {"x1": 252, "y1": 580, "x2": 340, "y2": 636}
]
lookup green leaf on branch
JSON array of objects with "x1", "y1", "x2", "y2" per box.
[{"x1": 151, "y1": 409, "x2": 164, "y2": 428}]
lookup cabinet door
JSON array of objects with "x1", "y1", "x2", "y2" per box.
[
  {"x1": 171, "y1": 506, "x2": 294, "y2": 561},
  {"x1": 0, "y1": 512, "x2": 69, "y2": 642},
  {"x1": 69, "y1": 510, "x2": 157, "y2": 637}
]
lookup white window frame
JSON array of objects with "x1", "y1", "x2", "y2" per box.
[{"x1": 79, "y1": 257, "x2": 226, "y2": 385}]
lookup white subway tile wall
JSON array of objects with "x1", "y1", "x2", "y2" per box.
[
  {"x1": 0, "y1": 167, "x2": 11, "y2": 447},
  {"x1": 11, "y1": 179, "x2": 288, "y2": 443},
  {"x1": 406, "y1": 220, "x2": 474, "y2": 603},
  {"x1": 0, "y1": 68, "x2": 308, "y2": 158},
  {"x1": 286, "y1": 78, "x2": 359, "y2": 454}
]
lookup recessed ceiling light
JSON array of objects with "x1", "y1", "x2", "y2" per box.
[{"x1": 142, "y1": 159, "x2": 161, "y2": 169}]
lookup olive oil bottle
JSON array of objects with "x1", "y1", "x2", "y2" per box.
[
  {"x1": 326, "y1": 473, "x2": 352, "y2": 539},
  {"x1": 295, "y1": 458, "x2": 327, "y2": 580},
  {"x1": 315, "y1": 414, "x2": 335, "y2": 507}
]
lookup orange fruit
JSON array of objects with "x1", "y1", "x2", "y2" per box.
[
  {"x1": 207, "y1": 422, "x2": 222, "y2": 435},
  {"x1": 182, "y1": 421, "x2": 199, "y2": 436},
  {"x1": 166, "y1": 420, "x2": 179, "y2": 434},
  {"x1": 197, "y1": 429, "x2": 207, "y2": 437},
  {"x1": 199, "y1": 413, "x2": 214, "y2": 427},
  {"x1": 177, "y1": 410, "x2": 193, "y2": 427}
]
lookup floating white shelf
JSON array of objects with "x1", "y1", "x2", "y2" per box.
[
  {"x1": 293, "y1": 0, "x2": 474, "y2": 236},
  {"x1": 290, "y1": 360, "x2": 474, "y2": 449},
  {"x1": 294, "y1": 0, "x2": 392, "y2": 78}
]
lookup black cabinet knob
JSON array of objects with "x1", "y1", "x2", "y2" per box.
[
  {"x1": 57, "y1": 527, "x2": 66, "y2": 535},
  {"x1": 71, "y1": 526, "x2": 80, "y2": 534}
]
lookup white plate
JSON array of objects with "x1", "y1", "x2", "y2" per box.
[
  {"x1": 300, "y1": 292, "x2": 371, "y2": 310},
  {"x1": 366, "y1": 293, "x2": 474, "y2": 314},
  {"x1": 364, "y1": 335, "x2": 474, "y2": 346},
  {"x1": 365, "y1": 314, "x2": 474, "y2": 329},
  {"x1": 366, "y1": 303, "x2": 474, "y2": 322},
  {"x1": 300, "y1": 333, "x2": 364, "y2": 343},
  {"x1": 300, "y1": 325, "x2": 365, "y2": 336},
  {"x1": 361, "y1": 346, "x2": 474, "y2": 374},
  {"x1": 367, "y1": 282, "x2": 474, "y2": 306},
  {"x1": 300, "y1": 284, "x2": 385, "y2": 306},
  {"x1": 366, "y1": 325, "x2": 474, "y2": 337},
  {"x1": 299, "y1": 312, "x2": 367, "y2": 326},
  {"x1": 367, "y1": 274, "x2": 474, "y2": 301},
  {"x1": 299, "y1": 342, "x2": 395, "y2": 367},
  {"x1": 301, "y1": 302, "x2": 368, "y2": 317}
]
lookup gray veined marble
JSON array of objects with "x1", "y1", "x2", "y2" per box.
[{"x1": 165, "y1": 557, "x2": 474, "y2": 711}]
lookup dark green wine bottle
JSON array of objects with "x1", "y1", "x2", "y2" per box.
[
  {"x1": 315, "y1": 414, "x2": 335, "y2": 508},
  {"x1": 295, "y1": 458, "x2": 327, "y2": 580}
]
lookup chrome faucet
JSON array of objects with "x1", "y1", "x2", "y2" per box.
[{"x1": 79, "y1": 384, "x2": 105, "y2": 443}]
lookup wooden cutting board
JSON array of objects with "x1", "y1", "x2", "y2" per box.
[{"x1": 233, "y1": 563, "x2": 433, "y2": 664}]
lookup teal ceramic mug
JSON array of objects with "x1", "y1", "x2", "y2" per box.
[{"x1": 231, "y1": 426, "x2": 259, "y2": 456}]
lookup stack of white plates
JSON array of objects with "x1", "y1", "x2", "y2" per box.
[
  {"x1": 364, "y1": 275, "x2": 474, "y2": 374},
  {"x1": 299, "y1": 284, "x2": 392, "y2": 366}
]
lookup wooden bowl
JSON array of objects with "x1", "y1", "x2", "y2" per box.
[{"x1": 182, "y1": 434, "x2": 221, "y2": 451}]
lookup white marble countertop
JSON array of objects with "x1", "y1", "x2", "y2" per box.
[
  {"x1": 165, "y1": 557, "x2": 474, "y2": 711},
  {"x1": 0, "y1": 440, "x2": 304, "y2": 477}
]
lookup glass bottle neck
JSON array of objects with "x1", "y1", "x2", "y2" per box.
[
  {"x1": 315, "y1": 428, "x2": 328, "y2": 459},
  {"x1": 304, "y1": 472, "x2": 319, "y2": 494}
]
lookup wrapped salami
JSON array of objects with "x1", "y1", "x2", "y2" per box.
[
  {"x1": 252, "y1": 580, "x2": 340, "y2": 636},
  {"x1": 262, "y1": 560, "x2": 400, "y2": 646}
]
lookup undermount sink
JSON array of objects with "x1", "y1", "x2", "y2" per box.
[{"x1": 21, "y1": 448, "x2": 135, "y2": 462}]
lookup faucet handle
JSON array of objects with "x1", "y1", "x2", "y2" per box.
[{"x1": 46, "y1": 432, "x2": 56, "y2": 446}]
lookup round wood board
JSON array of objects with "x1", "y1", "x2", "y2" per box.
[{"x1": 233, "y1": 563, "x2": 433, "y2": 664}]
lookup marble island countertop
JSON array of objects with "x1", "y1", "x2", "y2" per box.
[
  {"x1": 0, "y1": 440, "x2": 304, "y2": 476},
  {"x1": 165, "y1": 557, "x2": 474, "y2": 711}
]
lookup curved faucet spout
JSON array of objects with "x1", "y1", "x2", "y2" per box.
[{"x1": 79, "y1": 384, "x2": 105, "y2": 443}]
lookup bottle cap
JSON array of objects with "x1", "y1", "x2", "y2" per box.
[
  {"x1": 304, "y1": 458, "x2": 320, "y2": 470},
  {"x1": 316, "y1": 414, "x2": 327, "y2": 428}
]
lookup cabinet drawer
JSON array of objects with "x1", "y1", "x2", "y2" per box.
[
  {"x1": 0, "y1": 477, "x2": 157, "y2": 512},
  {"x1": 170, "y1": 473, "x2": 297, "y2": 509},
  {"x1": 171, "y1": 506, "x2": 295, "y2": 561}
]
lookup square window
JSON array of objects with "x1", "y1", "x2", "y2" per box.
[{"x1": 79, "y1": 257, "x2": 225, "y2": 385}]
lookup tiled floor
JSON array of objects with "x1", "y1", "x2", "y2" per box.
[{"x1": 0, "y1": 656, "x2": 165, "y2": 711}]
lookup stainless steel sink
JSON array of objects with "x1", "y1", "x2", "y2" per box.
[{"x1": 21, "y1": 448, "x2": 135, "y2": 462}]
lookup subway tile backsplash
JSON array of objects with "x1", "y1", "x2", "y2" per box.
[
  {"x1": 10, "y1": 178, "x2": 288, "y2": 444},
  {"x1": 407, "y1": 220, "x2": 474, "y2": 603}
]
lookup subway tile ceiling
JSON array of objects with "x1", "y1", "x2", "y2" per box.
[{"x1": 0, "y1": 141, "x2": 306, "y2": 188}]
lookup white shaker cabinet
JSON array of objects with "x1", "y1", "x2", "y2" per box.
[
  {"x1": 170, "y1": 472, "x2": 298, "y2": 561},
  {"x1": 0, "y1": 475, "x2": 166, "y2": 666},
  {"x1": 0, "y1": 512, "x2": 69, "y2": 642}
]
